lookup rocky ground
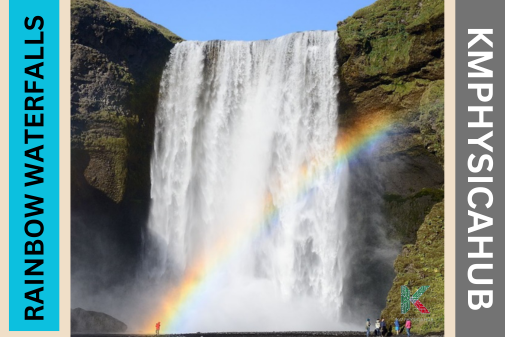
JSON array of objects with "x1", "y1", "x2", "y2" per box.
[{"x1": 71, "y1": 331, "x2": 444, "y2": 337}]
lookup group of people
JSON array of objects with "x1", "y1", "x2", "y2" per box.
[
  {"x1": 366, "y1": 318, "x2": 412, "y2": 336},
  {"x1": 154, "y1": 318, "x2": 412, "y2": 336}
]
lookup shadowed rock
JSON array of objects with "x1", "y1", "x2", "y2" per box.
[{"x1": 71, "y1": 307, "x2": 127, "y2": 333}]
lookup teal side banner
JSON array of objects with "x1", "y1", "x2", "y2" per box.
[{"x1": 9, "y1": 0, "x2": 60, "y2": 331}]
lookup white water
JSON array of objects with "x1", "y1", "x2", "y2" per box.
[{"x1": 147, "y1": 31, "x2": 350, "y2": 332}]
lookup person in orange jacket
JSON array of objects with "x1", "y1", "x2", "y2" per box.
[{"x1": 155, "y1": 321, "x2": 161, "y2": 335}]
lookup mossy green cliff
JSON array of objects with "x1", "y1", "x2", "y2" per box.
[
  {"x1": 381, "y1": 201, "x2": 445, "y2": 334},
  {"x1": 338, "y1": 0, "x2": 444, "y2": 332},
  {"x1": 338, "y1": 0, "x2": 444, "y2": 251},
  {"x1": 338, "y1": 0, "x2": 444, "y2": 163}
]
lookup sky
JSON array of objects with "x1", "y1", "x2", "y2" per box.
[{"x1": 107, "y1": 0, "x2": 377, "y2": 41}]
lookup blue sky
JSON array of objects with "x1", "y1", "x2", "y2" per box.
[{"x1": 108, "y1": 0, "x2": 377, "y2": 41}]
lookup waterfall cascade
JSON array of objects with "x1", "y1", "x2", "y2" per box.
[{"x1": 147, "y1": 30, "x2": 350, "y2": 332}]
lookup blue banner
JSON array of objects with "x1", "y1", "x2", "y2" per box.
[{"x1": 9, "y1": 0, "x2": 60, "y2": 331}]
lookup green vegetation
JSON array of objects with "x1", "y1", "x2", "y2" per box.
[
  {"x1": 338, "y1": 0, "x2": 443, "y2": 77},
  {"x1": 375, "y1": 78, "x2": 445, "y2": 162},
  {"x1": 71, "y1": 0, "x2": 182, "y2": 43},
  {"x1": 384, "y1": 187, "x2": 444, "y2": 244},
  {"x1": 337, "y1": 0, "x2": 445, "y2": 171},
  {"x1": 379, "y1": 78, "x2": 430, "y2": 98},
  {"x1": 416, "y1": 80, "x2": 444, "y2": 161},
  {"x1": 71, "y1": 0, "x2": 182, "y2": 203},
  {"x1": 77, "y1": 111, "x2": 134, "y2": 202},
  {"x1": 338, "y1": 2, "x2": 445, "y2": 332},
  {"x1": 72, "y1": 107, "x2": 142, "y2": 203},
  {"x1": 381, "y1": 201, "x2": 444, "y2": 334}
]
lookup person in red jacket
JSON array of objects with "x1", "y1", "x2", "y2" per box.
[{"x1": 155, "y1": 322, "x2": 161, "y2": 335}]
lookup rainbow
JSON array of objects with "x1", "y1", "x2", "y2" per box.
[{"x1": 142, "y1": 114, "x2": 393, "y2": 334}]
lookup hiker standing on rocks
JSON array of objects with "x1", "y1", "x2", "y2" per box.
[
  {"x1": 405, "y1": 319, "x2": 412, "y2": 337},
  {"x1": 375, "y1": 318, "x2": 381, "y2": 336},
  {"x1": 394, "y1": 318, "x2": 400, "y2": 335},
  {"x1": 366, "y1": 318, "x2": 371, "y2": 337},
  {"x1": 155, "y1": 321, "x2": 160, "y2": 335},
  {"x1": 380, "y1": 318, "x2": 386, "y2": 336}
]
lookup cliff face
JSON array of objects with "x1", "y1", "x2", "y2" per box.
[
  {"x1": 71, "y1": 0, "x2": 181, "y2": 295},
  {"x1": 337, "y1": 0, "x2": 444, "y2": 331},
  {"x1": 381, "y1": 202, "x2": 444, "y2": 334},
  {"x1": 71, "y1": 0, "x2": 181, "y2": 203}
]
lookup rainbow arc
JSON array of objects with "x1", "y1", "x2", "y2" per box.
[{"x1": 143, "y1": 114, "x2": 393, "y2": 333}]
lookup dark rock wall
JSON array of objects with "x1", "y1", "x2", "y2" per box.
[{"x1": 71, "y1": 0, "x2": 181, "y2": 299}]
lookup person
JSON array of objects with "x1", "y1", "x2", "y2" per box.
[
  {"x1": 405, "y1": 319, "x2": 411, "y2": 337},
  {"x1": 366, "y1": 318, "x2": 371, "y2": 337},
  {"x1": 375, "y1": 319, "x2": 381, "y2": 336},
  {"x1": 394, "y1": 318, "x2": 400, "y2": 335},
  {"x1": 380, "y1": 318, "x2": 386, "y2": 336},
  {"x1": 155, "y1": 321, "x2": 160, "y2": 335}
]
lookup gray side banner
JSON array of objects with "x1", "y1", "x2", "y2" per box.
[{"x1": 456, "y1": 0, "x2": 503, "y2": 336}]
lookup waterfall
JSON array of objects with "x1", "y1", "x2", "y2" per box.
[{"x1": 147, "y1": 30, "x2": 350, "y2": 332}]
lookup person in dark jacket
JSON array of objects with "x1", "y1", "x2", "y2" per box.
[{"x1": 380, "y1": 318, "x2": 386, "y2": 336}]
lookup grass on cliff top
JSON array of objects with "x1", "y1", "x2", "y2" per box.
[
  {"x1": 381, "y1": 201, "x2": 444, "y2": 334},
  {"x1": 340, "y1": 0, "x2": 443, "y2": 42},
  {"x1": 71, "y1": 0, "x2": 183, "y2": 43},
  {"x1": 338, "y1": 0, "x2": 443, "y2": 76}
]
